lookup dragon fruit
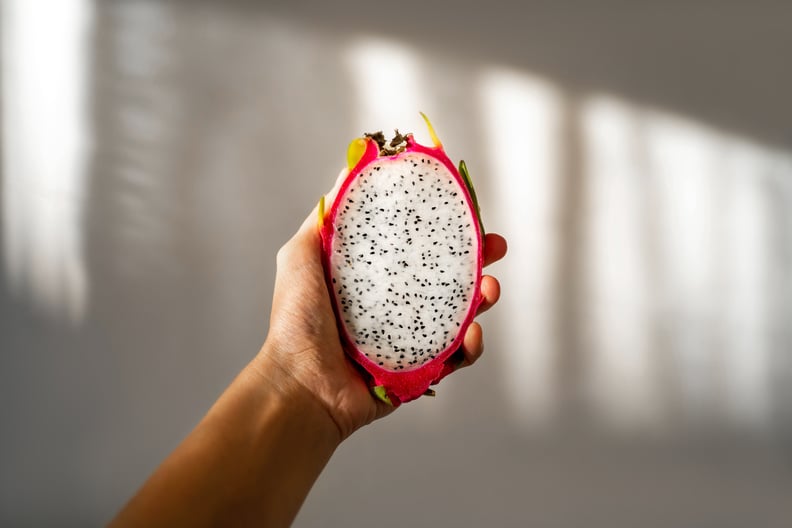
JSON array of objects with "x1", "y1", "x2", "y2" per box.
[{"x1": 319, "y1": 114, "x2": 484, "y2": 406}]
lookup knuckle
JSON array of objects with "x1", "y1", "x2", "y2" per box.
[{"x1": 276, "y1": 242, "x2": 292, "y2": 267}]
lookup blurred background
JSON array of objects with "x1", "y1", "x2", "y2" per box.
[{"x1": 2, "y1": 0, "x2": 791, "y2": 526}]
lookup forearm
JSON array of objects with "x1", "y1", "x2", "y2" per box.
[{"x1": 110, "y1": 347, "x2": 340, "y2": 527}]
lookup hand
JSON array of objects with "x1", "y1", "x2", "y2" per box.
[
  {"x1": 110, "y1": 174, "x2": 506, "y2": 528},
  {"x1": 253, "y1": 174, "x2": 507, "y2": 440}
]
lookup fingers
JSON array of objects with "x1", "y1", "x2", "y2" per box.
[
  {"x1": 477, "y1": 234, "x2": 505, "y2": 314},
  {"x1": 279, "y1": 168, "x2": 351, "y2": 269},
  {"x1": 482, "y1": 233, "x2": 508, "y2": 267},
  {"x1": 458, "y1": 322, "x2": 484, "y2": 370},
  {"x1": 476, "y1": 275, "x2": 501, "y2": 315},
  {"x1": 458, "y1": 273, "x2": 500, "y2": 371}
]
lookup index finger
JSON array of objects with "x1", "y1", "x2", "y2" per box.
[{"x1": 482, "y1": 233, "x2": 507, "y2": 267}]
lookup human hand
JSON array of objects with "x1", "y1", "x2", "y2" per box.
[
  {"x1": 110, "y1": 172, "x2": 504, "y2": 528},
  {"x1": 253, "y1": 173, "x2": 507, "y2": 440}
]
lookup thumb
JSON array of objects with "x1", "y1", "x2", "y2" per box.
[{"x1": 296, "y1": 168, "x2": 349, "y2": 237}]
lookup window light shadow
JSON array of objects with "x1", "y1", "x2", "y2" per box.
[
  {"x1": 2, "y1": 0, "x2": 92, "y2": 324},
  {"x1": 479, "y1": 68, "x2": 563, "y2": 428}
]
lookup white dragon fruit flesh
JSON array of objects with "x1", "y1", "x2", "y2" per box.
[{"x1": 319, "y1": 114, "x2": 484, "y2": 405}]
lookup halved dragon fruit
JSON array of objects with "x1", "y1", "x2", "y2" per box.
[{"x1": 319, "y1": 114, "x2": 484, "y2": 405}]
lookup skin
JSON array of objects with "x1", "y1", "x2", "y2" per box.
[{"x1": 110, "y1": 177, "x2": 507, "y2": 527}]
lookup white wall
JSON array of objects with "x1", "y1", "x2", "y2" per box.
[{"x1": 2, "y1": 1, "x2": 791, "y2": 526}]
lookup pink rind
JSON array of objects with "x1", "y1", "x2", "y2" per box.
[{"x1": 320, "y1": 135, "x2": 484, "y2": 405}]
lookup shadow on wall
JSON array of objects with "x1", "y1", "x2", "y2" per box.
[{"x1": 3, "y1": 0, "x2": 792, "y2": 437}]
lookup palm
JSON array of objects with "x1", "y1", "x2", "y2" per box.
[{"x1": 265, "y1": 226, "x2": 390, "y2": 439}]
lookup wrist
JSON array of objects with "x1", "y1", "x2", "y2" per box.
[
  {"x1": 198, "y1": 350, "x2": 342, "y2": 525},
  {"x1": 246, "y1": 341, "x2": 344, "y2": 447}
]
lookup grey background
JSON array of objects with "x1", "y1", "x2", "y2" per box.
[{"x1": 2, "y1": 1, "x2": 792, "y2": 526}]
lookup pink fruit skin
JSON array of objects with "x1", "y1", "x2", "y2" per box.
[{"x1": 320, "y1": 135, "x2": 483, "y2": 405}]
